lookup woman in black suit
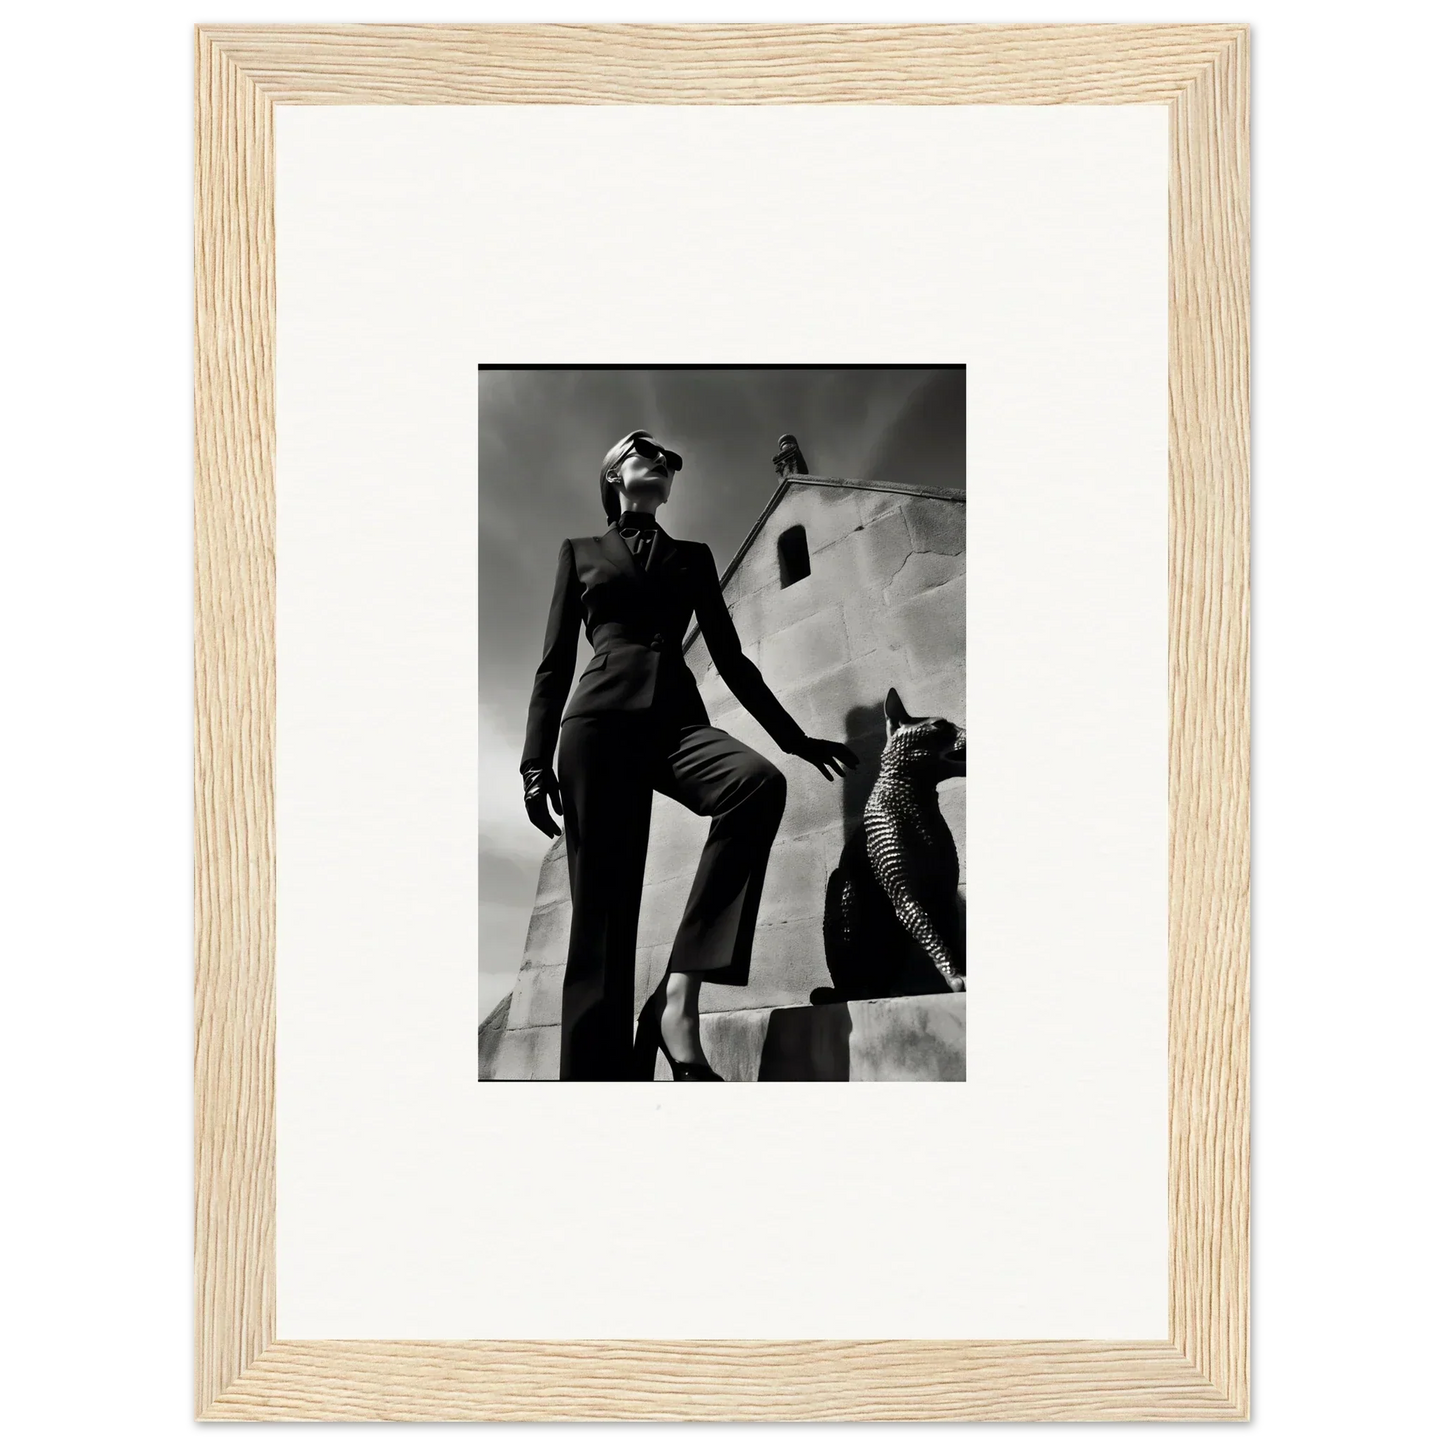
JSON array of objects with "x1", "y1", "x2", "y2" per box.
[{"x1": 520, "y1": 430, "x2": 857, "y2": 1081}]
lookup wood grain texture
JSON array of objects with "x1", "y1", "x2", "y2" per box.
[
  {"x1": 196, "y1": 22, "x2": 1244, "y2": 106},
  {"x1": 194, "y1": 25, "x2": 276, "y2": 1418},
  {"x1": 1167, "y1": 27, "x2": 1250, "y2": 1417},
  {"x1": 194, "y1": 22, "x2": 1249, "y2": 1421},
  {"x1": 205, "y1": 1341, "x2": 1240, "y2": 1422}
]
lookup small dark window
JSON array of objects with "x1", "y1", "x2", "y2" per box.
[{"x1": 778, "y1": 524, "x2": 811, "y2": 588}]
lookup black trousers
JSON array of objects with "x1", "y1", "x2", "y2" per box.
[{"x1": 555, "y1": 709, "x2": 787, "y2": 1081}]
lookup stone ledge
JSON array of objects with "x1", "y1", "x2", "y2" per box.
[
  {"x1": 481, "y1": 994, "x2": 965, "y2": 1082},
  {"x1": 705, "y1": 993, "x2": 966, "y2": 1082}
]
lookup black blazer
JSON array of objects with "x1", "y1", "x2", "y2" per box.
[{"x1": 521, "y1": 520, "x2": 807, "y2": 771}]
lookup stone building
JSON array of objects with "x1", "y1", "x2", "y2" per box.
[{"x1": 479, "y1": 472, "x2": 966, "y2": 1081}]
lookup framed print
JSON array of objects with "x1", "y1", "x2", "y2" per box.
[{"x1": 195, "y1": 23, "x2": 1249, "y2": 1421}]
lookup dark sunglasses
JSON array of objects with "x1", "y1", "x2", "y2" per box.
[{"x1": 621, "y1": 436, "x2": 683, "y2": 472}]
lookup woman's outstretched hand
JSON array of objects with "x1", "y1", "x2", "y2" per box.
[
  {"x1": 522, "y1": 764, "x2": 563, "y2": 838},
  {"x1": 794, "y1": 736, "x2": 859, "y2": 782}
]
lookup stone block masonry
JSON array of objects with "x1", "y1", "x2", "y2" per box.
[
  {"x1": 903, "y1": 496, "x2": 968, "y2": 556},
  {"x1": 477, "y1": 994, "x2": 511, "y2": 1080},
  {"x1": 763, "y1": 832, "x2": 832, "y2": 922},
  {"x1": 510, "y1": 960, "x2": 564, "y2": 1028},
  {"x1": 530, "y1": 844, "x2": 569, "y2": 908},
  {"x1": 520, "y1": 900, "x2": 570, "y2": 969},
  {"x1": 489, "y1": 1022, "x2": 559, "y2": 1081},
  {"x1": 760, "y1": 606, "x2": 852, "y2": 688},
  {"x1": 482, "y1": 476, "x2": 966, "y2": 1079}
]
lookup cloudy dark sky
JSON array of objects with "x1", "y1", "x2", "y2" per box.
[{"x1": 477, "y1": 366, "x2": 966, "y2": 1015}]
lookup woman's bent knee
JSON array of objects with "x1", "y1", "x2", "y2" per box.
[{"x1": 750, "y1": 760, "x2": 787, "y2": 815}]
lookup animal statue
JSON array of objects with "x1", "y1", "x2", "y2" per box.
[
  {"x1": 821, "y1": 688, "x2": 966, "y2": 1000},
  {"x1": 771, "y1": 433, "x2": 810, "y2": 478}
]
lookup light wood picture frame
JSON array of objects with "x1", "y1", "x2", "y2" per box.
[{"x1": 195, "y1": 22, "x2": 1249, "y2": 1421}]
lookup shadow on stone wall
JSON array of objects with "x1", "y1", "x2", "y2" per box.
[
  {"x1": 758, "y1": 1001, "x2": 853, "y2": 1080},
  {"x1": 840, "y1": 698, "x2": 888, "y2": 839}
]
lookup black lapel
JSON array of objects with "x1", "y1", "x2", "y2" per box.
[
  {"x1": 599, "y1": 524, "x2": 686, "y2": 591},
  {"x1": 646, "y1": 527, "x2": 685, "y2": 581},
  {"x1": 599, "y1": 525, "x2": 646, "y2": 586}
]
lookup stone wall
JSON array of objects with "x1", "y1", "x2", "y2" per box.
[{"x1": 483, "y1": 477, "x2": 965, "y2": 1081}]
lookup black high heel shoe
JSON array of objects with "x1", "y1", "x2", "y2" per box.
[{"x1": 633, "y1": 993, "x2": 723, "y2": 1081}]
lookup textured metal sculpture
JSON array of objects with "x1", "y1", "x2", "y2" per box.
[
  {"x1": 821, "y1": 688, "x2": 966, "y2": 1000},
  {"x1": 771, "y1": 433, "x2": 809, "y2": 478}
]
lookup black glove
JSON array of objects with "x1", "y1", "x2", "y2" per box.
[
  {"x1": 792, "y1": 736, "x2": 859, "y2": 781},
  {"x1": 522, "y1": 763, "x2": 563, "y2": 838}
]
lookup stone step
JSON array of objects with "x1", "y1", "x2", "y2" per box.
[
  {"x1": 688, "y1": 993, "x2": 965, "y2": 1082},
  {"x1": 481, "y1": 993, "x2": 965, "y2": 1082}
]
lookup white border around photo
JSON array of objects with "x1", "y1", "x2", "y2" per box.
[{"x1": 275, "y1": 103, "x2": 1168, "y2": 1340}]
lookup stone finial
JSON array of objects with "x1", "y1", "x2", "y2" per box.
[{"x1": 772, "y1": 433, "x2": 809, "y2": 478}]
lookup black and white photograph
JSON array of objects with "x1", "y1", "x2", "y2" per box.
[{"x1": 477, "y1": 366, "x2": 968, "y2": 1081}]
